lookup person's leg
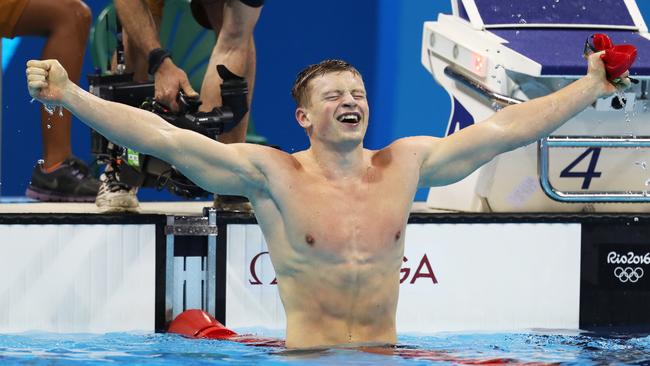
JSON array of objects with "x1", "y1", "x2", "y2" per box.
[
  {"x1": 199, "y1": 0, "x2": 261, "y2": 144},
  {"x1": 13, "y1": 0, "x2": 92, "y2": 169}
]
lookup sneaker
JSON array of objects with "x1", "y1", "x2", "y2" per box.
[
  {"x1": 95, "y1": 169, "x2": 140, "y2": 212},
  {"x1": 26, "y1": 156, "x2": 100, "y2": 202},
  {"x1": 213, "y1": 194, "x2": 253, "y2": 213}
]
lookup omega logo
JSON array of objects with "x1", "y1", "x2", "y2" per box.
[
  {"x1": 249, "y1": 251, "x2": 276, "y2": 285},
  {"x1": 248, "y1": 251, "x2": 438, "y2": 286},
  {"x1": 400, "y1": 255, "x2": 438, "y2": 285}
]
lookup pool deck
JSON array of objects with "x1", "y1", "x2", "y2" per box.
[{"x1": 0, "y1": 200, "x2": 440, "y2": 216}]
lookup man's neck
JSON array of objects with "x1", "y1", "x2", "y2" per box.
[{"x1": 306, "y1": 139, "x2": 367, "y2": 180}]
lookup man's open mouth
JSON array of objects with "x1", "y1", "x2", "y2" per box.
[{"x1": 336, "y1": 112, "x2": 361, "y2": 124}]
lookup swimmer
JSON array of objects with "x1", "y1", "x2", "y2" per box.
[{"x1": 25, "y1": 53, "x2": 629, "y2": 349}]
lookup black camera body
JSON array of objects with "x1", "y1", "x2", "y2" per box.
[{"x1": 87, "y1": 65, "x2": 248, "y2": 198}]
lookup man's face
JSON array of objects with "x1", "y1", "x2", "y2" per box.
[{"x1": 297, "y1": 71, "x2": 369, "y2": 147}]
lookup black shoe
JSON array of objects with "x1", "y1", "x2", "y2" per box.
[{"x1": 26, "y1": 156, "x2": 100, "y2": 202}]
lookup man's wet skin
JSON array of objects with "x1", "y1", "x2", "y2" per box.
[{"x1": 247, "y1": 71, "x2": 422, "y2": 348}]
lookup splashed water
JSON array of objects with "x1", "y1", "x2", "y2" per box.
[
  {"x1": 615, "y1": 90, "x2": 631, "y2": 124},
  {"x1": 645, "y1": 178, "x2": 650, "y2": 186},
  {"x1": 43, "y1": 104, "x2": 56, "y2": 116},
  {"x1": 31, "y1": 97, "x2": 63, "y2": 117},
  {"x1": 37, "y1": 159, "x2": 45, "y2": 166}
]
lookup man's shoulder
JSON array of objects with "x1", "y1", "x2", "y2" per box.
[
  {"x1": 242, "y1": 143, "x2": 305, "y2": 171},
  {"x1": 381, "y1": 136, "x2": 441, "y2": 154}
]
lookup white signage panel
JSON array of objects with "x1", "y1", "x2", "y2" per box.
[
  {"x1": 225, "y1": 223, "x2": 581, "y2": 334},
  {"x1": 0, "y1": 224, "x2": 156, "y2": 333},
  {"x1": 399, "y1": 223, "x2": 581, "y2": 333}
]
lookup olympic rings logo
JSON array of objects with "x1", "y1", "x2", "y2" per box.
[{"x1": 613, "y1": 267, "x2": 645, "y2": 283}]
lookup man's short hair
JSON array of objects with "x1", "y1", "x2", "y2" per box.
[{"x1": 291, "y1": 60, "x2": 361, "y2": 107}]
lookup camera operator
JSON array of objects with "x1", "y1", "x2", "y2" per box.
[{"x1": 99, "y1": 0, "x2": 262, "y2": 212}]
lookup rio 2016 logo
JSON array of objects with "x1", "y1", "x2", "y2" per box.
[
  {"x1": 249, "y1": 252, "x2": 438, "y2": 286},
  {"x1": 607, "y1": 251, "x2": 650, "y2": 265},
  {"x1": 607, "y1": 251, "x2": 649, "y2": 284}
]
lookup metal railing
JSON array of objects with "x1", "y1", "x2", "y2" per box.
[{"x1": 538, "y1": 137, "x2": 650, "y2": 202}]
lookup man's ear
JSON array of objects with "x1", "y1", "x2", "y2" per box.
[{"x1": 295, "y1": 107, "x2": 311, "y2": 128}]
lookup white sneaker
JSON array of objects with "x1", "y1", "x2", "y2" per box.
[{"x1": 95, "y1": 169, "x2": 140, "y2": 212}]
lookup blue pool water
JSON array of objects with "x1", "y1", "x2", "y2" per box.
[{"x1": 1, "y1": 330, "x2": 650, "y2": 365}]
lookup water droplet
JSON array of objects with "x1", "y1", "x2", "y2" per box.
[
  {"x1": 555, "y1": 0, "x2": 560, "y2": 3},
  {"x1": 37, "y1": 159, "x2": 45, "y2": 166},
  {"x1": 519, "y1": 19, "x2": 527, "y2": 24},
  {"x1": 634, "y1": 161, "x2": 647, "y2": 170},
  {"x1": 542, "y1": 5, "x2": 546, "y2": 10},
  {"x1": 46, "y1": 124, "x2": 51, "y2": 129},
  {"x1": 517, "y1": 13, "x2": 521, "y2": 18},
  {"x1": 43, "y1": 104, "x2": 55, "y2": 115},
  {"x1": 516, "y1": 30, "x2": 520, "y2": 35},
  {"x1": 30, "y1": 98, "x2": 36, "y2": 104},
  {"x1": 491, "y1": 102, "x2": 502, "y2": 111},
  {"x1": 581, "y1": 5, "x2": 586, "y2": 10},
  {"x1": 58, "y1": 107, "x2": 64, "y2": 117},
  {"x1": 645, "y1": 178, "x2": 650, "y2": 186}
]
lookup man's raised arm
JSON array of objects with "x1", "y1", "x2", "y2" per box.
[
  {"x1": 413, "y1": 51, "x2": 630, "y2": 187},
  {"x1": 26, "y1": 59, "x2": 267, "y2": 196}
]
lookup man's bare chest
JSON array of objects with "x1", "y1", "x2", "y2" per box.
[{"x1": 273, "y1": 175, "x2": 412, "y2": 262}]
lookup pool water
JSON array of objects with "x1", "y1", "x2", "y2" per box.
[{"x1": 1, "y1": 330, "x2": 649, "y2": 365}]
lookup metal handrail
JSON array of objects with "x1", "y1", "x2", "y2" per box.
[
  {"x1": 443, "y1": 66, "x2": 524, "y2": 107},
  {"x1": 538, "y1": 137, "x2": 650, "y2": 202},
  {"x1": 443, "y1": 65, "x2": 650, "y2": 203}
]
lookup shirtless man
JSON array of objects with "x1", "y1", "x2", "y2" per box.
[{"x1": 26, "y1": 54, "x2": 626, "y2": 348}]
